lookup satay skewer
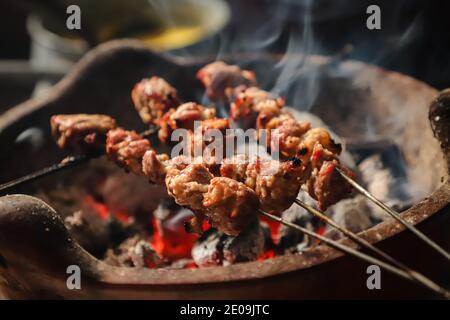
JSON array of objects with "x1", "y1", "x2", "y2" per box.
[
  {"x1": 258, "y1": 209, "x2": 450, "y2": 299},
  {"x1": 196, "y1": 62, "x2": 450, "y2": 263},
  {"x1": 0, "y1": 127, "x2": 159, "y2": 194},
  {"x1": 336, "y1": 167, "x2": 450, "y2": 263},
  {"x1": 294, "y1": 197, "x2": 450, "y2": 297},
  {"x1": 1, "y1": 117, "x2": 449, "y2": 298}
]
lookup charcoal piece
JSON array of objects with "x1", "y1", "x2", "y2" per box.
[
  {"x1": 260, "y1": 221, "x2": 275, "y2": 250},
  {"x1": 103, "y1": 234, "x2": 164, "y2": 268},
  {"x1": 277, "y1": 194, "x2": 315, "y2": 253},
  {"x1": 358, "y1": 154, "x2": 411, "y2": 220},
  {"x1": 191, "y1": 228, "x2": 224, "y2": 267},
  {"x1": 191, "y1": 219, "x2": 265, "y2": 267},
  {"x1": 222, "y1": 218, "x2": 265, "y2": 266},
  {"x1": 99, "y1": 170, "x2": 168, "y2": 219},
  {"x1": 65, "y1": 209, "x2": 127, "y2": 258},
  {"x1": 129, "y1": 240, "x2": 164, "y2": 268},
  {"x1": 324, "y1": 195, "x2": 373, "y2": 240}
]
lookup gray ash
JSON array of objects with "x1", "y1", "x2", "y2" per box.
[
  {"x1": 192, "y1": 219, "x2": 266, "y2": 267},
  {"x1": 103, "y1": 234, "x2": 164, "y2": 268},
  {"x1": 277, "y1": 194, "x2": 316, "y2": 254}
]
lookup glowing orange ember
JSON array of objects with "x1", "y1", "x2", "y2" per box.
[
  {"x1": 84, "y1": 194, "x2": 284, "y2": 267},
  {"x1": 150, "y1": 212, "x2": 199, "y2": 261},
  {"x1": 84, "y1": 195, "x2": 131, "y2": 223}
]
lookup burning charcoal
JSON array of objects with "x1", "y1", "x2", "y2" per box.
[
  {"x1": 99, "y1": 170, "x2": 168, "y2": 219},
  {"x1": 358, "y1": 153, "x2": 411, "y2": 220},
  {"x1": 65, "y1": 207, "x2": 128, "y2": 258},
  {"x1": 192, "y1": 219, "x2": 265, "y2": 267},
  {"x1": 222, "y1": 219, "x2": 265, "y2": 266},
  {"x1": 153, "y1": 199, "x2": 199, "y2": 260},
  {"x1": 103, "y1": 235, "x2": 165, "y2": 268},
  {"x1": 153, "y1": 197, "x2": 179, "y2": 221},
  {"x1": 129, "y1": 240, "x2": 164, "y2": 268},
  {"x1": 278, "y1": 193, "x2": 315, "y2": 254},
  {"x1": 324, "y1": 195, "x2": 373, "y2": 240},
  {"x1": 260, "y1": 221, "x2": 275, "y2": 250},
  {"x1": 191, "y1": 228, "x2": 224, "y2": 267}
]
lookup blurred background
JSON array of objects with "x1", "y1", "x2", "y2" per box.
[{"x1": 0, "y1": 0, "x2": 449, "y2": 114}]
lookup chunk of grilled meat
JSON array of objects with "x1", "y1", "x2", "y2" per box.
[
  {"x1": 165, "y1": 160, "x2": 213, "y2": 235},
  {"x1": 132, "y1": 76, "x2": 179, "y2": 125},
  {"x1": 307, "y1": 159, "x2": 354, "y2": 211},
  {"x1": 165, "y1": 161, "x2": 213, "y2": 212},
  {"x1": 203, "y1": 177, "x2": 260, "y2": 236},
  {"x1": 196, "y1": 61, "x2": 257, "y2": 101},
  {"x1": 192, "y1": 118, "x2": 233, "y2": 167},
  {"x1": 297, "y1": 128, "x2": 342, "y2": 163},
  {"x1": 221, "y1": 156, "x2": 308, "y2": 213},
  {"x1": 51, "y1": 114, "x2": 116, "y2": 153},
  {"x1": 157, "y1": 102, "x2": 216, "y2": 144},
  {"x1": 219, "y1": 154, "x2": 250, "y2": 182},
  {"x1": 105, "y1": 128, "x2": 151, "y2": 175},
  {"x1": 142, "y1": 150, "x2": 170, "y2": 184},
  {"x1": 230, "y1": 87, "x2": 284, "y2": 129},
  {"x1": 259, "y1": 113, "x2": 311, "y2": 158},
  {"x1": 245, "y1": 158, "x2": 308, "y2": 213}
]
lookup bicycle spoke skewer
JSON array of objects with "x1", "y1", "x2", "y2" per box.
[
  {"x1": 0, "y1": 127, "x2": 159, "y2": 193},
  {"x1": 336, "y1": 167, "x2": 450, "y2": 263},
  {"x1": 258, "y1": 209, "x2": 450, "y2": 299}
]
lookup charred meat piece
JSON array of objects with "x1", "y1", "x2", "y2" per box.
[
  {"x1": 142, "y1": 150, "x2": 170, "y2": 184},
  {"x1": 230, "y1": 87, "x2": 284, "y2": 129},
  {"x1": 196, "y1": 61, "x2": 257, "y2": 101},
  {"x1": 192, "y1": 118, "x2": 233, "y2": 167},
  {"x1": 307, "y1": 159, "x2": 354, "y2": 211},
  {"x1": 260, "y1": 115, "x2": 311, "y2": 157},
  {"x1": 51, "y1": 114, "x2": 116, "y2": 153},
  {"x1": 220, "y1": 154, "x2": 250, "y2": 182},
  {"x1": 106, "y1": 128, "x2": 151, "y2": 175},
  {"x1": 165, "y1": 161, "x2": 213, "y2": 211},
  {"x1": 158, "y1": 102, "x2": 216, "y2": 144},
  {"x1": 165, "y1": 161, "x2": 213, "y2": 234},
  {"x1": 131, "y1": 76, "x2": 179, "y2": 125},
  {"x1": 245, "y1": 158, "x2": 308, "y2": 213},
  {"x1": 203, "y1": 177, "x2": 259, "y2": 236},
  {"x1": 221, "y1": 155, "x2": 308, "y2": 213},
  {"x1": 299, "y1": 128, "x2": 342, "y2": 163}
]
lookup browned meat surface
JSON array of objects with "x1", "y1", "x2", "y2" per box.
[
  {"x1": 158, "y1": 102, "x2": 216, "y2": 144},
  {"x1": 51, "y1": 114, "x2": 116, "y2": 153},
  {"x1": 196, "y1": 61, "x2": 257, "y2": 101},
  {"x1": 298, "y1": 128, "x2": 342, "y2": 163},
  {"x1": 307, "y1": 159, "x2": 354, "y2": 211},
  {"x1": 165, "y1": 162, "x2": 213, "y2": 211},
  {"x1": 245, "y1": 158, "x2": 308, "y2": 213},
  {"x1": 259, "y1": 114, "x2": 311, "y2": 157},
  {"x1": 131, "y1": 76, "x2": 179, "y2": 125},
  {"x1": 230, "y1": 87, "x2": 284, "y2": 129},
  {"x1": 142, "y1": 150, "x2": 170, "y2": 184},
  {"x1": 192, "y1": 118, "x2": 232, "y2": 166},
  {"x1": 203, "y1": 177, "x2": 259, "y2": 236},
  {"x1": 105, "y1": 128, "x2": 151, "y2": 175},
  {"x1": 221, "y1": 155, "x2": 308, "y2": 212},
  {"x1": 220, "y1": 155, "x2": 250, "y2": 182}
]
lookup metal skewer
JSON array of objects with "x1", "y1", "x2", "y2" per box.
[
  {"x1": 1, "y1": 123, "x2": 448, "y2": 297},
  {"x1": 335, "y1": 167, "x2": 450, "y2": 263},
  {"x1": 294, "y1": 198, "x2": 449, "y2": 298},
  {"x1": 0, "y1": 127, "x2": 159, "y2": 194},
  {"x1": 258, "y1": 209, "x2": 450, "y2": 299}
]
